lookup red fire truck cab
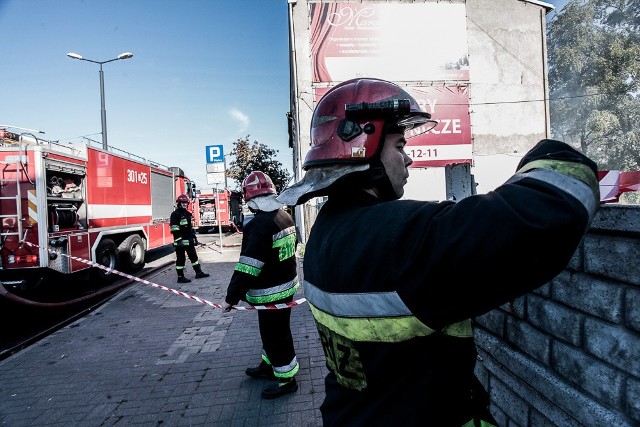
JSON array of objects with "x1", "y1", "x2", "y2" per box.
[
  {"x1": 0, "y1": 129, "x2": 196, "y2": 293},
  {"x1": 193, "y1": 189, "x2": 243, "y2": 233}
]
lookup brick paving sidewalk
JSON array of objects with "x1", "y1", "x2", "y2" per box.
[{"x1": 0, "y1": 234, "x2": 326, "y2": 426}]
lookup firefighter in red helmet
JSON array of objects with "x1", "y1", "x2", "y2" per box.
[
  {"x1": 223, "y1": 171, "x2": 300, "y2": 399},
  {"x1": 170, "y1": 194, "x2": 209, "y2": 283},
  {"x1": 278, "y1": 78, "x2": 600, "y2": 426}
]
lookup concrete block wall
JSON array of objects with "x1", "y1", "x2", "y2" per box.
[{"x1": 474, "y1": 204, "x2": 640, "y2": 426}]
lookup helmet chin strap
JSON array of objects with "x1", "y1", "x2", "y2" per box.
[
  {"x1": 324, "y1": 163, "x2": 397, "y2": 202},
  {"x1": 366, "y1": 158, "x2": 399, "y2": 201},
  {"x1": 364, "y1": 124, "x2": 400, "y2": 201}
]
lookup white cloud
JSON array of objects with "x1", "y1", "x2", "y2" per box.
[{"x1": 229, "y1": 108, "x2": 249, "y2": 133}]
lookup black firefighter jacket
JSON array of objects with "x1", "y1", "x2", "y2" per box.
[
  {"x1": 169, "y1": 207, "x2": 194, "y2": 245},
  {"x1": 303, "y1": 139, "x2": 600, "y2": 426},
  {"x1": 225, "y1": 209, "x2": 298, "y2": 306}
]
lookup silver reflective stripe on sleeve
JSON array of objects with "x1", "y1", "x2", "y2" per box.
[
  {"x1": 303, "y1": 280, "x2": 412, "y2": 317},
  {"x1": 304, "y1": 281, "x2": 466, "y2": 342},
  {"x1": 273, "y1": 226, "x2": 296, "y2": 241},
  {"x1": 506, "y1": 169, "x2": 599, "y2": 225},
  {"x1": 238, "y1": 255, "x2": 264, "y2": 269},
  {"x1": 304, "y1": 281, "x2": 473, "y2": 345}
]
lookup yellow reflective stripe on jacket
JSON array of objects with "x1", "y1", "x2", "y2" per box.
[
  {"x1": 234, "y1": 255, "x2": 264, "y2": 277},
  {"x1": 246, "y1": 280, "x2": 299, "y2": 304},
  {"x1": 273, "y1": 226, "x2": 296, "y2": 261},
  {"x1": 309, "y1": 303, "x2": 436, "y2": 342},
  {"x1": 508, "y1": 166, "x2": 599, "y2": 223},
  {"x1": 304, "y1": 280, "x2": 472, "y2": 342},
  {"x1": 461, "y1": 419, "x2": 497, "y2": 427},
  {"x1": 441, "y1": 319, "x2": 473, "y2": 338},
  {"x1": 516, "y1": 159, "x2": 598, "y2": 192}
]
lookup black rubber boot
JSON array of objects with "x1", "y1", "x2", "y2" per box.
[
  {"x1": 177, "y1": 276, "x2": 191, "y2": 283},
  {"x1": 261, "y1": 378, "x2": 298, "y2": 399},
  {"x1": 245, "y1": 361, "x2": 275, "y2": 380},
  {"x1": 194, "y1": 265, "x2": 210, "y2": 279}
]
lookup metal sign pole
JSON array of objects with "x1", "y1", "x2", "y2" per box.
[
  {"x1": 205, "y1": 144, "x2": 226, "y2": 253},
  {"x1": 216, "y1": 183, "x2": 225, "y2": 252}
]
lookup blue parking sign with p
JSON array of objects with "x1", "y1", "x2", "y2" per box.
[{"x1": 206, "y1": 145, "x2": 224, "y2": 163}]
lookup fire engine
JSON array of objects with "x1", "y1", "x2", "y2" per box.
[
  {"x1": 0, "y1": 128, "x2": 197, "y2": 292},
  {"x1": 193, "y1": 189, "x2": 243, "y2": 233}
]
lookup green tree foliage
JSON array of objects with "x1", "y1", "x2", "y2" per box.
[
  {"x1": 548, "y1": 0, "x2": 640, "y2": 172},
  {"x1": 226, "y1": 135, "x2": 292, "y2": 194}
]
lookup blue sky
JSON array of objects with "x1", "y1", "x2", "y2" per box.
[{"x1": 0, "y1": 0, "x2": 567, "y2": 192}]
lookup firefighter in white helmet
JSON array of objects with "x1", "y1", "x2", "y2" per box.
[
  {"x1": 170, "y1": 194, "x2": 209, "y2": 283},
  {"x1": 277, "y1": 77, "x2": 600, "y2": 426},
  {"x1": 223, "y1": 171, "x2": 300, "y2": 399}
]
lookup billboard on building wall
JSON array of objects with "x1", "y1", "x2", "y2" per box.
[
  {"x1": 404, "y1": 85, "x2": 472, "y2": 167},
  {"x1": 310, "y1": 2, "x2": 472, "y2": 168},
  {"x1": 310, "y1": 2, "x2": 469, "y2": 83}
]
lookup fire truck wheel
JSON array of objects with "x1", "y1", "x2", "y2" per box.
[
  {"x1": 119, "y1": 235, "x2": 145, "y2": 272},
  {"x1": 94, "y1": 238, "x2": 118, "y2": 282}
]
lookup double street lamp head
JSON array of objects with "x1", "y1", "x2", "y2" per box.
[{"x1": 66, "y1": 52, "x2": 134, "y2": 64}]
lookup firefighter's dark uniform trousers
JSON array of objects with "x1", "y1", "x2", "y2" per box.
[
  {"x1": 303, "y1": 140, "x2": 600, "y2": 426},
  {"x1": 226, "y1": 209, "x2": 299, "y2": 381},
  {"x1": 174, "y1": 241, "x2": 199, "y2": 272}
]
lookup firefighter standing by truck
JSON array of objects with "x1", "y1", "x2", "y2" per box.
[
  {"x1": 170, "y1": 194, "x2": 210, "y2": 283},
  {"x1": 222, "y1": 171, "x2": 300, "y2": 399},
  {"x1": 277, "y1": 78, "x2": 601, "y2": 426}
]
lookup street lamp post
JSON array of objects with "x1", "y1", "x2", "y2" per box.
[{"x1": 67, "y1": 52, "x2": 133, "y2": 150}]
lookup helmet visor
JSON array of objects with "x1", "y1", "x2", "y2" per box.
[{"x1": 397, "y1": 114, "x2": 438, "y2": 132}]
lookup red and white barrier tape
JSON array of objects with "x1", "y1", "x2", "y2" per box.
[
  {"x1": 599, "y1": 170, "x2": 640, "y2": 203},
  {"x1": 22, "y1": 241, "x2": 306, "y2": 311}
]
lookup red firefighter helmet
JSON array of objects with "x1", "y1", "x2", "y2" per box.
[
  {"x1": 176, "y1": 194, "x2": 189, "y2": 204},
  {"x1": 303, "y1": 78, "x2": 435, "y2": 169},
  {"x1": 242, "y1": 171, "x2": 276, "y2": 201}
]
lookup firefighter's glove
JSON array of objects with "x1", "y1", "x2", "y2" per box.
[
  {"x1": 518, "y1": 139, "x2": 598, "y2": 177},
  {"x1": 517, "y1": 139, "x2": 599, "y2": 193}
]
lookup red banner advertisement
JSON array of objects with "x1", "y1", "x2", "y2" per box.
[{"x1": 404, "y1": 86, "x2": 471, "y2": 168}]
